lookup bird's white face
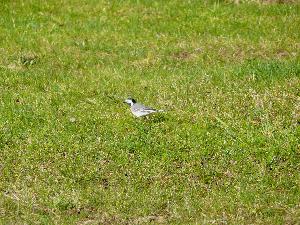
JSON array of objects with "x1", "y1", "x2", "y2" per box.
[{"x1": 124, "y1": 98, "x2": 135, "y2": 106}]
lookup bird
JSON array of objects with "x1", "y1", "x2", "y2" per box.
[{"x1": 123, "y1": 98, "x2": 164, "y2": 117}]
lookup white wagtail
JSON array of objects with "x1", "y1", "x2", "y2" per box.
[{"x1": 123, "y1": 98, "x2": 164, "y2": 117}]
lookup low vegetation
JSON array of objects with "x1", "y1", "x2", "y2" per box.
[{"x1": 0, "y1": 0, "x2": 299, "y2": 224}]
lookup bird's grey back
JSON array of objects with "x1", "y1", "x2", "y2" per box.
[{"x1": 131, "y1": 103, "x2": 156, "y2": 111}]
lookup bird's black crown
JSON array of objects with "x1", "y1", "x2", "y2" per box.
[{"x1": 128, "y1": 98, "x2": 136, "y2": 103}]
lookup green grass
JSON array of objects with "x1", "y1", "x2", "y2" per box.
[{"x1": 0, "y1": 0, "x2": 299, "y2": 224}]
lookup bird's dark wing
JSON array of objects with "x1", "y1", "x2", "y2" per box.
[{"x1": 142, "y1": 106, "x2": 158, "y2": 112}]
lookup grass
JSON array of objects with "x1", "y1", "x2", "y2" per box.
[{"x1": 0, "y1": 0, "x2": 299, "y2": 224}]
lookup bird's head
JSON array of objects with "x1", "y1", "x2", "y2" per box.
[{"x1": 123, "y1": 98, "x2": 136, "y2": 106}]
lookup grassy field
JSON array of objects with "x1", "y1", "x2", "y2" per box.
[{"x1": 0, "y1": 0, "x2": 299, "y2": 224}]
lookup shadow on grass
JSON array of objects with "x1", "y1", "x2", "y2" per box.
[
  {"x1": 145, "y1": 114, "x2": 168, "y2": 123},
  {"x1": 131, "y1": 114, "x2": 168, "y2": 134}
]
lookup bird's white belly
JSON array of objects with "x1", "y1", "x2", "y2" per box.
[{"x1": 131, "y1": 109, "x2": 153, "y2": 117}]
